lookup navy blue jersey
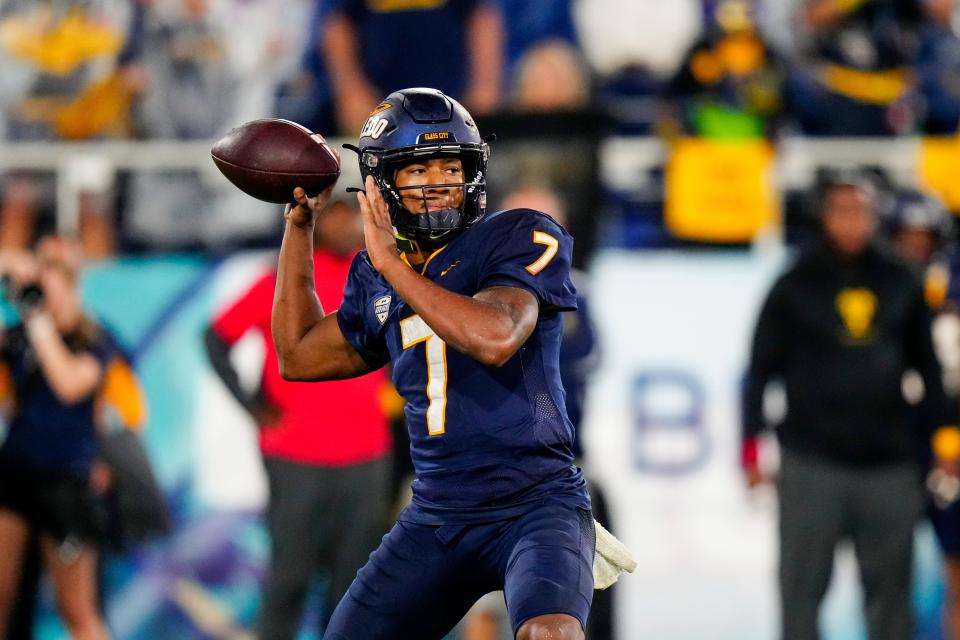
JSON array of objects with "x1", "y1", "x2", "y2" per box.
[{"x1": 337, "y1": 208, "x2": 589, "y2": 524}]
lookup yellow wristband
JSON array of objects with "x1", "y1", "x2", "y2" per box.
[{"x1": 933, "y1": 426, "x2": 960, "y2": 460}]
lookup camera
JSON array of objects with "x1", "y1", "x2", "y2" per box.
[{"x1": 1, "y1": 276, "x2": 44, "y2": 312}]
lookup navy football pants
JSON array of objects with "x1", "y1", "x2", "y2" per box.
[{"x1": 324, "y1": 498, "x2": 595, "y2": 639}]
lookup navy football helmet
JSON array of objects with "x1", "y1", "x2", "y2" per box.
[{"x1": 349, "y1": 88, "x2": 490, "y2": 249}]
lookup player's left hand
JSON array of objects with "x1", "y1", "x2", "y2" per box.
[{"x1": 357, "y1": 175, "x2": 401, "y2": 273}]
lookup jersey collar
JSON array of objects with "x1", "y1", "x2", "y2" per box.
[{"x1": 400, "y1": 244, "x2": 448, "y2": 275}]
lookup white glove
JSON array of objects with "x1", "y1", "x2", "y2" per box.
[{"x1": 592, "y1": 519, "x2": 637, "y2": 590}]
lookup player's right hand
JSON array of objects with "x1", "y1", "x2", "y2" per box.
[{"x1": 284, "y1": 184, "x2": 336, "y2": 229}]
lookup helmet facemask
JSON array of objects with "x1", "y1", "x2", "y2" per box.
[{"x1": 362, "y1": 144, "x2": 489, "y2": 251}]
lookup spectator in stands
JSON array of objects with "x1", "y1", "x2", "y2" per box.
[
  {"x1": 123, "y1": 0, "x2": 256, "y2": 248},
  {"x1": 318, "y1": 0, "x2": 504, "y2": 134},
  {"x1": 785, "y1": 0, "x2": 923, "y2": 135},
  {"x1": 917, "y1": 0, "x2": 960, "y2": 134},
  {"x1": 0, "y1": 0, "x2": 133, "y2": 141},
  {"x1": 511, "y1": 39, "x2": 592, "y2": 113},
  {"x1": 662, "y1": 0, "x2": 787, "y2": 139},
  {"x1": 495, "y1": 0, "x2": 577, "y2": 75},
  {"x1": 0, "y1": 236, "x2": 116, "y2": 640},
  {"x1": 126, "y1": 0, "x2": 235, "y2": 138},
  {"x1": 118, "y1": 0, "x2": 307, "y2": 128},
  {"x1": 204, "y1": 194, "x2": 392, "y2": 640},
  {"x1": 222, "y1": 0, "x2": 312, "y2": 125},
  {"x1": 0, "y1": 0, "x2": 133, "y2": 255},
  {"x1": 273, "y1": 0, "x2": 341, "y2": 137},
  {"x1": 742, "y1": 172, "x2": 958, "y2": 640}
]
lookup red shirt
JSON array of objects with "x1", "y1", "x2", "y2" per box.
[{"x1": 212, "y1": 250, "x2": 390, "y2": 466}]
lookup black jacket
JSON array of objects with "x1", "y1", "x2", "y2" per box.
[{"x1": 743, "y1": 243, "x2": 954, "y2": 467}]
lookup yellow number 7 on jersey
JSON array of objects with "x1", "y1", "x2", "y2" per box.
[
  {"x1": 400, "y1": 314, "x2": 447, "y2": 436},
  {"x1": 525, "y1": 231, "x2": 559, "y2": 275}
]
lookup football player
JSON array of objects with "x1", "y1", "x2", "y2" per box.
[{"x1": 272, "y1": 88, "x2": 616, "y2": 639}]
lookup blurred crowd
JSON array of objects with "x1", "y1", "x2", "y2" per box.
[{"x1": 3, "y1": 0, "x2": 960, "y2": 256}]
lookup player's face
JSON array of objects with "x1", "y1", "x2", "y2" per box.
[
  {"x1": 393, "y1": 158, "x2": 466, "y2": 214},
  {"x1": 821, "y1": 185, "x2": 876, "y2": 257}
]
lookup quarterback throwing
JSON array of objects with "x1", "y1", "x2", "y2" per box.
[{"x1": 273, "y1": 88, "x2": 625, "y2": 639}]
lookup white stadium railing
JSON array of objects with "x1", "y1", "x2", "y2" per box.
[{"x1": 0, "y1": 137, "x2": 931, "y2": 235}]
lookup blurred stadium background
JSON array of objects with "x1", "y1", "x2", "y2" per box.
[{"x1": 2, "y1": 0, "x2": 960, "y2": 638}]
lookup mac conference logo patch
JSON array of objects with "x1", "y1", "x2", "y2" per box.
[{"x1": 374, "y1": 295, "x2": 392, "y2": 325}]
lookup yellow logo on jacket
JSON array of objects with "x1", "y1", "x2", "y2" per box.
[{"x1": 836, "y1": 288, "x2": 877, "y2": 341}]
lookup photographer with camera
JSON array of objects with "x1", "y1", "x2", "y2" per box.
[{"x1": 0, "y1": 236, "x2": 114, "y2": 640}]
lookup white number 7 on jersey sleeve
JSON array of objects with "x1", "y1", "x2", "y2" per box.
[{"x1": 400, "y1": 314, "x2": 447, "y2": 436}]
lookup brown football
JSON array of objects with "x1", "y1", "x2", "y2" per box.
[{"x1": 211, "y1": 119, "x2": 340, "y2": 204}]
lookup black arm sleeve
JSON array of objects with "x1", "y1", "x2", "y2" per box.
[
  {"x1": 742, "y1": 279, "x2": 790, "y2": 441},
  {"x1": 203, "y1": 326, "x2": 264, "y2": 415}
]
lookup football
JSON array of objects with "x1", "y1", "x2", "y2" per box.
[{"x1": 211, "y1": 119, "x2": 340, "y2": 204}]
